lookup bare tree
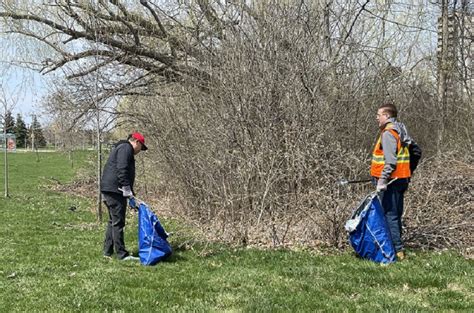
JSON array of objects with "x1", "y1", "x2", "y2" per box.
[
  {"x1": 42, "y1": 82, "x2": 117, "y2": 221},
  {"x1": 0, "y1": 0, "x2": 222, "y2": 96}
]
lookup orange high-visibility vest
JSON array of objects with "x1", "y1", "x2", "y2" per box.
[{"x1": 370, "y1": 124, "x2": 411, "y2": 179}]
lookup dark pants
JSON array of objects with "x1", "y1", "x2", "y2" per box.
[
  {"x1": 102, "y1": 192, "x2": 130, "y2": 259},
  {"x1": 379, "y1": 179, "x2": 409, "y2": 252}
]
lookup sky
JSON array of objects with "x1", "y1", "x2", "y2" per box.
[
  {"x1": 0, "y1": 28, "x2": 53, "y2": 126},
  {"x1": 1, "y1": 68, "x2": 50, "y2": 124}
]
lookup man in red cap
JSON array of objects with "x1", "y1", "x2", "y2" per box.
[{"x1": 100, "y1": 132, "x2": 148, "y2": 260}]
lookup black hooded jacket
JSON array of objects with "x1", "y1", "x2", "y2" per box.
[{"x1": 100, "y1": 140, "x2": 135, "y2": 194}]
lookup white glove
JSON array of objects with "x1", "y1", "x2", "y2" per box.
[
  {"x1": 376, "y1": 179, "x2": 387, "y2": 192},
  {"x1": 121, "y1": 185, "x2": 133, "y2": 198}
]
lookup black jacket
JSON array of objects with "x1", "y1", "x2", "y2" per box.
[{"x1": 100, "y1": 140, "x2": 135, "y2": 194}]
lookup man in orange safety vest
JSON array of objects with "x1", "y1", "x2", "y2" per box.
[{"x1": 371, "y1": 103, "x2": 421, "y2": 261}]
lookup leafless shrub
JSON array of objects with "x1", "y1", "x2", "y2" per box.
[
  {"x1": 404, "y1": 154, "x2": 473, "y2": 251},
  {"x1": 125, "y1": 3, "x2": 473, "y2": 251}
]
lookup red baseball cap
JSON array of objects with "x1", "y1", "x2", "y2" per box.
[{"x1": 131, "y1": 132, "x2": 148, "y2": 151}]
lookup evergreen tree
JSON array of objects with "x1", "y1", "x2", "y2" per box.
[
  {"x1": 4, "y1": 110, "x2": 15, "y2": 133},
  {"x1": 30, "y1": 115, "x2": 47, "y2": 148},
  {"x1": 14, "y1": 114, "x2": 28, "y2": 148}
]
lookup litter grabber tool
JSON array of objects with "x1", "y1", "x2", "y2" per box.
[{"x1": 337, "y1": 178, "x2": 372, "y2": 186}]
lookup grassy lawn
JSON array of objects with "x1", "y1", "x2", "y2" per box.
[{"x1": 0, "y1": 151, "x2": 472, "y2": 312}]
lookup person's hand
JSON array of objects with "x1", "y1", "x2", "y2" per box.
[
  {"x1": 122, "y1": 185, "x2": 133, "y2": 198},
  {"x1": 376, "y1": 179, "x2": 387, "y2": 192}
]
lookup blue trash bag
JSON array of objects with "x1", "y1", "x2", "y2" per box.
[
  {"x1": 344, "y1": 192, "x2": 396, "y2": 264},
  {"x1": 129, "y1": 198, "x2": 172, "y2": 265}
]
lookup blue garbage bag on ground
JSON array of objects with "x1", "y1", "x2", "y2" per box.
[
  {"x1": 345, "y1": 192, "x2": 396, "y2": 264},
  {"x1": 129, "y1": 198, "x2": 172, "y2": 265}
]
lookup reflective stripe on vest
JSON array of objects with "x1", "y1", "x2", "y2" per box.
[{"x1": 370, "y1": 125, "x2": 411, "y2": 178}]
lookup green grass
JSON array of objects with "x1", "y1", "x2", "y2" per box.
[{"x1": 0, "y1": 151, "x2": 472, "y2": 312}]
